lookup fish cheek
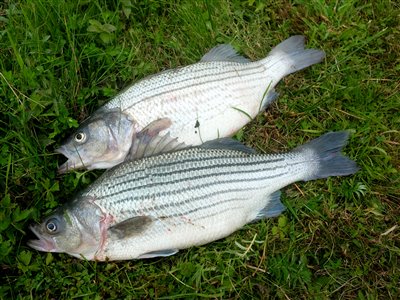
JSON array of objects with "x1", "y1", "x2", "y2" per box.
[
  {"x1": 51, "y1": 218, "x2": 84, "y2": 253},
  {"x1": 84, "y1": 121, "x2": 110, "y2": 159},
  {"x1": 64, "y1": 126, "x2": 96, "y2": 162},
  {"x1": 83, "y1": 110, "x2": 136, "y2": 168},
  {"x1": 54, "y1": 215, "x2": 100, "y2": 256}
]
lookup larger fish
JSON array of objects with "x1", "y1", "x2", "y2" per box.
[
  {"x1": 29, "y1": 131, "x2": 358, "y2": 261},
  {"x1": 57, "y1": 36, "x2": 325, "y2": 173}
]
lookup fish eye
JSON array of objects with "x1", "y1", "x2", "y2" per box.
[
  {"x1": 45, "y1": 218, "x2": 59, "y2": 234},
  {"x1": 74, "y1": 132, "x2": 86, "y2": 143}
]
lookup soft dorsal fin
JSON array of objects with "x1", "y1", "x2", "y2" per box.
[
  {"x1": 127, "y1": 118, "x2": 187, "y2": 160},
  {"x1": 269, "y1": 35, "x2": 306, "y2": 56},
  {"x1": 201, "y1": 44, "x2": 250, "y2": 63},
  {"x1": 200, "y1": 138, "x2": 256, "y2": 154}
]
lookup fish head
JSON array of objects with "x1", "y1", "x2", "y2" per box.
[
  {"x1": 28, "y1": 211, "x2": 83, "y2": 256},
  {"x1": 28, "y1": 201, "x2": 103, "y2": 259},
  {"x1": 56, "y1": 108, "x2": 136, "y2": 173}
]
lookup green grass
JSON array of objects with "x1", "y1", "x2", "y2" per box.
[{"x1": 1, "y1": 0, "x2": 399, "y2": 298}]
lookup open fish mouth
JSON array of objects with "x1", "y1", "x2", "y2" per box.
[
  {"x1": 27, "y1": 225, "x2": 57, "y2": 252},
  {"x1": 57, "y1": 159, "x2": 84, "y2": 174},
  {"x1": 55, "y1": 147, "x2": 85, "y2": 173}
]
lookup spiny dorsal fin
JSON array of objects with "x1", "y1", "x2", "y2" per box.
[
  {"x1": 127, "y1": 118, "x2": 187, "y2": 160},
  {"x1": 201, "y1": 44, "x2": 250, "y2": 63},
  {"x1": 200, "y1": 138, "x2": 256, "y2": 154}
]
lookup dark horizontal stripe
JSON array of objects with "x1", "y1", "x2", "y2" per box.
[
  {"x1": 132, "y1": 61, "x2": 264, "y2": 95},
  {"x1": 110, "y1": 150, "x2": 249, "y2": 180},
  {"x1": 144, "y1": 186, "x2": 261, "y2": 214},
  {"x1": 192, "y1": 204, "x2": 242, "y2": 223},
  {"x1": 111, "y1": 185, "x2": 258, "y2": 216},
  {"x1": 108, "y1": 150, "x2": 280, "y2": 180},
  {"x1": 106, "y1": 156, "x2": 286, "y2": 192},
  {"x1": 126, "y1": 64, "x2": 266, "y2": 108},
  {"x1": 166, "y1": 196, "x2": 251, "y2": 219},
  {"x1": 105, "y1": 170, "x2": 288, "y2": 208},
  {"x1": 101, "y1": 160, "x2": 288, "y2": 201}
]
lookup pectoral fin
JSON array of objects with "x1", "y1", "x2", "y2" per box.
[
  {"x1": 127, "y1": 118, "x2": 187, "y2": 160},
  {"x1": 109, "y1": 216, "x2": 154, "y2": 239},
  {"x1": 137, "y1": 249, "x2": 179, "y2": 259}
]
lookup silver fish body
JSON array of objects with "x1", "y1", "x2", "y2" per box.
[
  {"x1": 57, "y1": 36, "x2": 325, "y2": 172},
  {"x1": 30, "y1": 131, "x2": 358, "y2": 261}
]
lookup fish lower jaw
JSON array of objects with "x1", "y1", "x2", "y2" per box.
[
  {"x1": 28, "y1": 225, "x2": 58, "y2": 252},
  {"x1": 57, "y1": 160, "x2": 83, "y2": 173},
  {"x1": 57, "y1": 154, "x2": 125, "y2": 173},
  {"x1": 27, "y1": 238, "x2": 57, "y2": 252}
]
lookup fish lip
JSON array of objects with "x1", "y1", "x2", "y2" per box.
[
  {"x1": 57, "y1": 160, "x2": 73, "y2": 174},
  {"x1": 55, "y1": 146, "x2": 85, "y2": 173},
  {"x1": 57, "y1": 159, "x2": 86, "y2": 174},
  {"x1": 27, "y1": 225, "x2": 57, "y2": 252},
  {"x1": 54, "y1": 146, "x2": 67, "y2": 156}
]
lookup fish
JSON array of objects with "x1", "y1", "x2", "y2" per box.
[
  {"x1": 29, "y1": 131, "x2": 358, "y2": 261},
  {"x1": 56, "y1": 36, "x2": 325, "y2": 173}
]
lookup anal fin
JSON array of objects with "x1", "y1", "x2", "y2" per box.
[
  {"x1": 253, "y1": 191, "x2": 285, "y2": 222},
  {"x1": 261, "y1": 89, "x2": 279, "y2": 111}
]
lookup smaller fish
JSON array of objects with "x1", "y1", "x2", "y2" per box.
[
  {"x1": 29, "y1": 131, "x2": 358, "y2": 261},
  {"x1": 56, "y1": 36, "x2": 325, "y2": 173}
]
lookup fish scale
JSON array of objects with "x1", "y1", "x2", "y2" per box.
[
  {"x1": 117, "y1": 62, "x2": 269, "y2": 142},
  {"x1": 85, "y1": 148, "x2": 304, "y2": 225},
  {"x1": 106, "y1": 62, "x2": 266, "y2": 110},
  {"x1": 100, "y1": 159, "x2": 283, "y2": 198}
]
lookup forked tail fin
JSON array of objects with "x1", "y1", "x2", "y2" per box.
[
  {"x1": 295, "y1": 131, "x2": 359, "y2": 181},
  {"x1": 252, "y1": 131, "x2": 358, "y2": 223},
  {"x1": 261, "y1": 35, "x2": 325, "y2": 80}
]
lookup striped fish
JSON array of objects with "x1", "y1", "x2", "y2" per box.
[
  {"x1": 29, "y1": 131, "x2": 358, "y2": 261},
  {"x1": 56, "y1": 36, "x2": 325, "y2": 173}
]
